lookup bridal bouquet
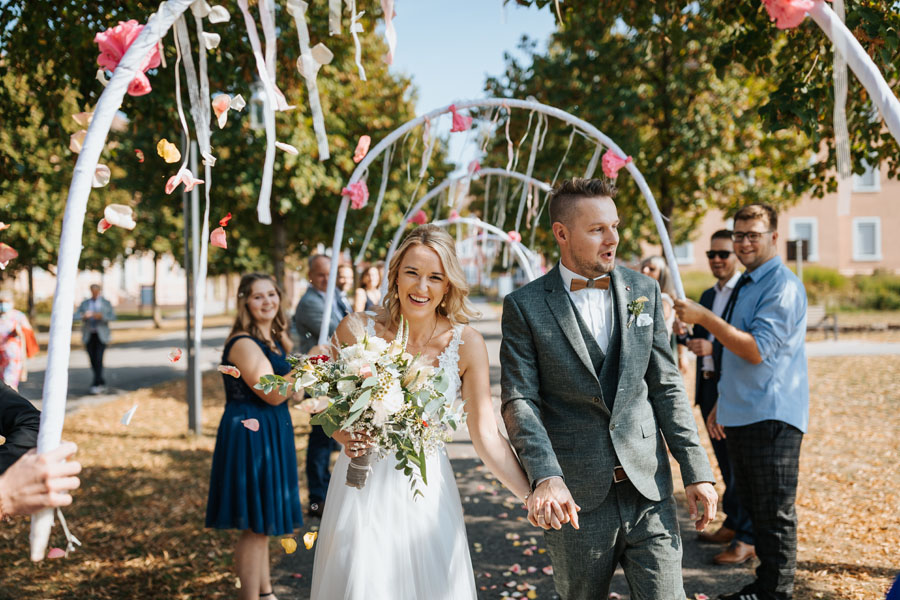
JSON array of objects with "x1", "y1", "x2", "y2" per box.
[{"x1": 256, "y1": 317, "x2": 465, "y2": 497}]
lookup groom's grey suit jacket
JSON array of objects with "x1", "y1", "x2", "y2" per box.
[{"x1": 501, "y1": 265, "x2": 713, "y2": 512}]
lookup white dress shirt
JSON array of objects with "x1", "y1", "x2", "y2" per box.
[
  {"x1": 701, "y1": 271, "x2": 742, "y2": 372},
  {"x1": 558, "y1": 262, "x2": 613, "y2": 355}
]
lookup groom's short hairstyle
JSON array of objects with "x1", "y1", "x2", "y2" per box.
[
  {"x1": 733, "y1": 204, "x2": 778, "y2": 231},
  {"x1": 548, "y1": 178, "x2": 618, "y2": 227}
]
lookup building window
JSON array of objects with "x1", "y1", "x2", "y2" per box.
[
  {"x1": 853, "y1": 160, "x2": 880, "y2": 192},
  {"x1": 788, "y1": 217, "x2": 818, "y2": 262},
  {"x1": 673, "y1": 241, "x2": 694, "y2": 265},
  {"x1": 852, "y1": 217, "x2": 882, "y2": 261}
]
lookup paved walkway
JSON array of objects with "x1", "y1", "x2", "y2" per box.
[{"x1": 272, "y1": 303, "x2": 755, "y2": 599}]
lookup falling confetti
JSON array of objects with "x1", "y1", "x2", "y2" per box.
[
  {"x1": 353, "y1": 135, "x2": 371, "y2": 163},
  {"x1": 0, "y1": 222, "x2": 9, "y2": 231},
  {"x1": 218, "y1": 213, "x2": 232, "y2": 227},
  {"x1": 218, "y1": 365, "x2": 240, "y2": 378},
  {"x1": 157, "y1": 138, "x2": 182, "y2": 163},
  {"x1": 280, "y1": 537, "x2": 298, "y2": 554},
  {"x1": 542, "y1": 566, "x2": 553, "y2": 576},
  {"x1": 210, "y1": 226, "x2": 227, "y2": 249},
  {"x1": 241, "y1": 418, "x2": 260, "y2": 432},
  {"x1": 47, "y1": 548, "x2": 66, "y2": 559},
  {"x1": 134, "y1": 149, "x2": 144, "y2": 162},
  {"x1": 0, "y1": 243, "x2": 18, "y2": 270},
  {"x1": 303, "y1": 531, "x2": 318, "y2": 549},
  {"x1": 97, "y1": 218, "x2": 112, "y2": 234},
  {"x1": 104, "y1": 204, "x2": 137, "y2": 230},
  {"x1": 121, "y1": 404, "x2": 138, "y2": 426},
  {"x1": 168, "y1": 348, "x2": 183, "y2": 363}
]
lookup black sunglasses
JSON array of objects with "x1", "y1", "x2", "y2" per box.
[{"x1": 705, "y1": 250, "x2": 733, "y2": 259}]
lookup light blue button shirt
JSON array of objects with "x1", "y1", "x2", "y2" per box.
[{"x1": 717, "y1": 256, "x2": 809, "y2": 433}]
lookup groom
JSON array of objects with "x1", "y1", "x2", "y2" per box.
[{"x1": 500, "y1": 178, "x2": 717, "y2": 599}]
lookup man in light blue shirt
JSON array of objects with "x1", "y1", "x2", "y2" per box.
[{"x1": 676, "y1": 204, "x2": 808, "y2": 600}]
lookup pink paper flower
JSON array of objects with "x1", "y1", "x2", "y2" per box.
[
  {"x1": 342, "y1": 181, "x2": 369, "y2": 210},
  {"x1": 353, "y1": 135, "x2": 371, "y2": 163},
  {"x1": 507, "y1": 231, "x2": 522, "y2": 243},
  {"x1": 601, "y1": 149, "x2": 632, "y2": 179},
  {"x1": 94, "y1": 20, "x2": 162, "y2": 97},
  {"x1": 467, "y1": 160, "x2": 481, "y2": 174},
  {"x1": 449, "y1": 104, "x2": 473, "y2": 133},
  {"x1": 408, "y1": 210, "x2": 428, "y2": 225},
  {"x1": 449, "y1": 209, "x2": 460, "y2": 221},
  {"x1": 210, "y1": 226, "x2": 227, "y2": 249},
  {"x1": 218, "y1": 365, "x2": 241, "y2": 378},
  {"x1": 761, "y1": 0, "x2": 815, "y2": 29}
]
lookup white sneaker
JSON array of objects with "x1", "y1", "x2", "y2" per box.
[{"x1": 89, "y1": 385, "x2": 103, "y2": 395}]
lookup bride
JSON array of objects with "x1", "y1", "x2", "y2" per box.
[{"x1": 310, "y1": 225, "x2": 532, "y2": 599}]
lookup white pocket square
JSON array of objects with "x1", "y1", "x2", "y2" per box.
[{"x1": 636, "y1": 313, "x2": 653, "y2": 327}]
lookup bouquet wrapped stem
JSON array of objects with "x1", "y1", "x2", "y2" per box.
[{"x1": 346, "y1": 451, "x2": 375, "y2": 489}]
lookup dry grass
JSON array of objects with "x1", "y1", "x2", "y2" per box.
[
  {"x1": 1, "y1": 354, "x2": 897, "y2": 599},
  {"x1": 0, "y1": 372, "x2": 312, "y2": 600}
]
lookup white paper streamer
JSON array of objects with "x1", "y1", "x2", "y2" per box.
[
  {"x1": 258, "y1": 0, "x2": 293, "y2": 112},
  {"x1": 831, "y1": 0, "x2": 851, "y2": 216},
  {"x1": 329, "y1": 0, "x2": 342, "y2": 35},
  {"x1": 287, "y1": 0, "x2": 333, "y2": 160},
  {"x1": 31, "y1": 0, "x2": 196, "y2": 562},
  {"x1": 584, "y1": 142, "x2": 602, "y2": 178},
  {"x1": 355, "y1": 145, "x2": 394, "y2": 265},
  {"x1": 514, "y1": 112, "x2": 544, "y2": 232},
  {"x1": 381, "y1": 0, "x2": 397, "y2": 64},
  {"x1": 349, "y1": 1, "x2": 367, "y2": 81},
  {"x1": 237, "y1": 0, "x2": 280, "y2": 224}
]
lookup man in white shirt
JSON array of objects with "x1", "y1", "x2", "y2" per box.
[{"x1": 687, "y1": 229, "x2": 755, "y2": 565}]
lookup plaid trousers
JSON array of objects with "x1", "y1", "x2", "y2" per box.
[{"x1": 725, "y1": 420, "x2": 803, "y2": 599}]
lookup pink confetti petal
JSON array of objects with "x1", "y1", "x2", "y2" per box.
[
  {"x1": 449, "y1": 209, "x2": 460, "y2": 221},
  {"x1": 210, "y1": 226, "x2": 227, "y2": 249},
  {"x1": 168, "y1": 348, "x2": 183, "y2": 363},
  {"x1": 408, "y1": 210, "x2": 428, "y2": 225},
  {"x1": 47, "y1": 547, "x2": 66, "y2": 559},
  {"x1": 449, "y1": 104, "x2": 473, "y2": 133},
  {"x1": 92, "y1": 164, "x2": 111, "y2": 188},
  {"x1": 0, "y1": 222, "x2": 9, "y2": 231},
  {"x1": 69, "y1": 130, "x2": 87, "y2": 154},
  {"x1": 542, "y1": 566, "x2": 553, "y2": 576},
  {"x1": 508, "y1": 231, "x2": 522, "y2": 243},
  {"x1": 134, "y1": 149, "x2": 144, "y2": 162},
  {"x1": 104, "y1": 204, "x2": 136, "y2": 230},
  {"x1": 510, "y1": 564, "x2": 521, "y2": 574},
  {"x1": 218, "y1": 365, "x2": 240, "y2": 378},
  {"x1": 212, "y1": 93, "x2": 232, "y2": 129},
  {"x1": 219, "y1": 213, "x2": 232, "y2": 227},
  {"x1": 601, "y1": 149, "x2": 632, "y2": 179},
  {"x1": 353, "y1": 135, "x2": 371, "y2": 163},
  {"x1": 467, "y1": 160, "x2": 480, "y2": 174},
  {"x1": 97, "y1": 218, "x2": 112, "y2": 234},
  {"x1": 241, "y1": 418, "x2": 260, "y2": 432},
  {"x1": 0, "y1": 243, "x2": 18, "y2": 268},
  {"x1": 341, "y1": 181, "x2": 369, "y2": 210}
]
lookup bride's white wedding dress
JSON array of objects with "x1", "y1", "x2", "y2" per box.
[{"x1": 310, "y1": 322, "x2": 477, "y2": 600}]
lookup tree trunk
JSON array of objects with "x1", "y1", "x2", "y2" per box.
[
  {"x1": 152, "y1": 252, "x2": 163, "y2": 328},
  {"x1": 27, "y1": 265, "x2": 36, "y2": 322},
  {"x1": 271, "y1": 213, "x2": 287, "y2": 293}
]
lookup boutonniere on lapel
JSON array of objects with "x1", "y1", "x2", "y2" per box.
[{"x1": 626, "y1": 296, "x2": 651, "y2": 328}]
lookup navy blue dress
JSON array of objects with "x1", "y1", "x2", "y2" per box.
[{"x1": 206, "y1": 335, "x2": 303, "y2": 535}]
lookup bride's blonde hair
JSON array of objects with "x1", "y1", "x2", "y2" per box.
[{"x1": 384, "y1": 225, "x2": 481, "y2": 325}]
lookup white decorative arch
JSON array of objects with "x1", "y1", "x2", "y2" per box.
[
  {"x1": 375, "y1": 168, "x2": 549, "y2": 297},
  {"x1": 319, "y1": 97, "x2": 684, "y2": 345}
]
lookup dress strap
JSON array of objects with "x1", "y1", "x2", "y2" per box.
[{"x1": 222, "y1": 334, "x2": 256, "y2": 362}]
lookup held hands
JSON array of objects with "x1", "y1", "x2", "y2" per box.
[
  {"x1": 687, "y1": 338, "x2": 713, "y2": 357},
  {"x1": 526, "y1": 477, "x2": 580, "y2": 531},
  {"x1": 333, "y1": 430, "x2": 375, "y2": 458},
  {"x1": 685, "y1": 482, "x2": 718, "y2": 532},
  {"x1": 0, "y1": 441, "x2": 82, "y2": 517}
]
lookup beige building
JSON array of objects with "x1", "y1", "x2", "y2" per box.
[{"x1": 669, "y1": 162, "x2": 897, "y2": 275}]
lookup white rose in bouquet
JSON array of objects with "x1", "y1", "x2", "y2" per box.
[
  {"x1": 336, "y1": 378, "x2": 357, "y2": 396},
  {"x1": 298, "y1": 369, "x2": 318, "y2": 388},
  {"x1": 298, "y1": 395, "x2": 330, "y2": 414},
  {"x1": 371, "y1": 378, "x2": 404, "y2": 426}
]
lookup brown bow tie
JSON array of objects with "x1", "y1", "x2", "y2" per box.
[{"x1": 570, "y1": 277, "x2": 610, "y2": 292}]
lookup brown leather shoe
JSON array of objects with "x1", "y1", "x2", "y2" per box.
[
  {"x1": 697, "y1": 525, "x2": 735, "y2": 544},
  {"x1": 714, "y1": 541, "x2": 756, "y2": 565}
]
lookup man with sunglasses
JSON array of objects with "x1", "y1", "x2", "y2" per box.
[
  {"x1": 675, "y1": 205, "x2": 808, "y2": 600},
  {"x1": 687, "y1": 230, "x2": 755, "y2": 565}
]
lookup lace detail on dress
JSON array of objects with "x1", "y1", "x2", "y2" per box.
[{"x1": 437, "y1": 324, "x2": 464, "y2": 403}]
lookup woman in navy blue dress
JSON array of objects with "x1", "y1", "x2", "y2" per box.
[{"x1": 206, "y1": 273, "x2": 302, "y2": 600}]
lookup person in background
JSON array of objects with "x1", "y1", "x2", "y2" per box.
[
  {"x1": 206, "y1": 273, "x2": 303, "y2": 600},
  {"x1": 337, "y1": 263, "x2": 356, "y2": 315},
  {"x1": 292, "y1": 255, "x2": 346, "y2": 518},
  {"x1": 353, "y1": 265, "x2": 382, "y2": 312},
  {"x1": 0, "y1": 290, "x2": 38, "y2": 390},
  {"x1": 676, "y1": 204, "x2": 808, "y2": 600},
  {"x1": 640, "y1": 256, "x2": 689, "y2": 374},
  {"x1": 75, "y1": 284, "x2": 115, "y2": 394},
  {"x1": 687, "y1": 229, "x2": 755, "y2": 565}
]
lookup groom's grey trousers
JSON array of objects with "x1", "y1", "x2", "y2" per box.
[{"x1": 543, "y1": 479, "x2": 683, "y2": 600}]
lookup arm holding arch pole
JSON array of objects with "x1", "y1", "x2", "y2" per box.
[{"x1": 29, "y1": 0, "x2": 195, "y2": 561}]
